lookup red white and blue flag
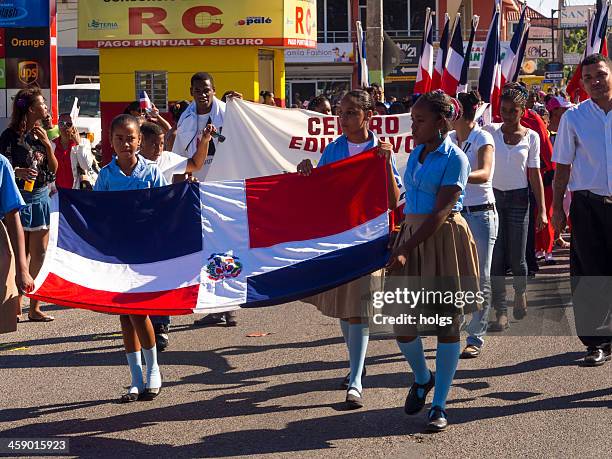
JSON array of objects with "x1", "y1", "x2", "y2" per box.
[
  {"x1": 478, "y1": 3, "x2": 502, "y2": 112},
  {"x1": 441, "y1": 14, "x2": 465, "y2": 97},
  {"x1": 414, "y1": 7, "x2": 434, "y2": 94},
  {"x1": 567, "y1": 0, "x2": 610, "y2": 102},
  {"x1": 458, "y1": 15, "x2": 480, "y2": 94},
  {"x1": 28, "y1": 152, "x2": 391, "y2": 315},
  {"x1": 139, "y1": 90, "x2": 152, "y2": 111},
  {"x1": 432, "y1": 13, "x2": 450, "y2": 91},
  {"x1": 501, "y1": 3, "x2": 527, "y2": 89}
]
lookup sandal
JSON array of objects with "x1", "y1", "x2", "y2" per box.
[
  {"x1": 488, "y1": 313, "x2": 509, "y2": 332},
  {"x1": 554, "y1": 238, "x2": 570, "y2": 249},
  {"x1": 28, "y1": 314, "x2": 55, "y2": 322},
  {"x1": 140, "y1": 386, "x2": 162, "y2": 401}
]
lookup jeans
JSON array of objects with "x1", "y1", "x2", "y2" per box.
[
  {"x1": 463, "y1": 208, "x2": 498, "y2": 347},
  {"x1": 491, "y1": 188, "x2": 529, "y2": 315}
]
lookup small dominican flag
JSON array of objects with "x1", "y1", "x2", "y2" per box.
[
  {"x1": 501, "y1": 4, "x2": 527, "y2": 89},
  {"x1": 441, "y1": 14, "x2": 465, "y2": 97},
  {"x1": 432, "y1": 13, "x2": 450, "y2": 91},
  {"x1": 478, "y1": 4, "x2": 501, "y2": 109},
  {"x1": 28, "y1": 151, "x2": 391, "y2": 315},
  {"x1": 458, "y1": 15, "x2": 479, "y2": 94},
  {"x1": 414, "y1": 7, "x2": 434, "y2": 94},
  {"x1": 139, "y1": 90, "x2": 152, "y2": 111}
]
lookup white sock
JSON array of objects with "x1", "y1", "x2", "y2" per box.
[
  {"x1": 142, "y1": 346, "x2": 161, "y2": 389},
  {"x1": 126, "y1": 351, "x2": 144, "y2": 394}
]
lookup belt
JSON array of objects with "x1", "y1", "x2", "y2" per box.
[
  {"x1": 461, "y1": 203, "x2": 495, "y2": 213},
  {"x1": 575, "y1": 190, "x2": 612, "y2": 205}
]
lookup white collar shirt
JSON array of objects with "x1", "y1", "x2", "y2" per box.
[{"x1": 552, "y1": 99, "x2": 612, "y2": 196}]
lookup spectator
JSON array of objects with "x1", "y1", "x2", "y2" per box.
[
  {"x1": 165, "y1": 100, "x2": 190, "y2": 152},
  {"x1": 307, "y1": 95, "x2": 332, "y2": 115},
  {"x1": 260, "y1": 91, "x2": 277, "y2": 106}
]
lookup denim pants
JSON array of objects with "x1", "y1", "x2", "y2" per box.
[
  {"x1": 462, "y1": 208, "x2": 498, "y2": 347},
  {"x1": 491, "y1": 188, "x2": 529, "y2": 315}
]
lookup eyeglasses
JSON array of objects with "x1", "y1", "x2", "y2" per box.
[{"x1": 58, "y1": 120, "x2": 73, "y2": 128}]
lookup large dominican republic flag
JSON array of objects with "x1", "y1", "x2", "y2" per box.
[
  {"x1": 28, "y1": 151, "x2": 391, "y2": 315},
  {"x1": 478, "y1": 5, "x2": 501, "y2": 111}
]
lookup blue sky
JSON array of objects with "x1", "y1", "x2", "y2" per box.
[{"x1": 526, "y1": 0, "x2": 594, "y2": 16}]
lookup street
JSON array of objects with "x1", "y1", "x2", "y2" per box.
[{"x1": 1, "y1": 252, "x2": 611, "y2": 458}]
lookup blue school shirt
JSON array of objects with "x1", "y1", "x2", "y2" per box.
[
  {"x1": 0, "y1": 154, "x2": 25, "y2": 219},
  {"x1": 94, "y1": 155, "x2": 167, "y2": 191},
  {"x1": 404, "y1": 136, "x2": 470, "y2": 214},
  {"x1": 318, "y1": 132, "x2": 404, "y2": 190}
]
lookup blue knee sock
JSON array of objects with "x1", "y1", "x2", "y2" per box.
[
  {"x1": 432, "y1": 342, "x2": 461, "y2": 410},
  {"x1": 347, "y1": 323, "x2": 369, "y2": 392},
  {"x1": 397, "y1": 337, "x2": 430, "y2": 396},
  {"x1": 339, "y1": 319, "x2": 349, "y2": 346},
  {"x1": 126, "y1": 351, "x2": 144, "y2": 394},
  {"x1": 142, "y1": 346, "x2": 161, "y2": 389}
]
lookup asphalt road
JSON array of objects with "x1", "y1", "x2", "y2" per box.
[{"x1": 1, "y1": 246, "x2": 611, "y2": 458}]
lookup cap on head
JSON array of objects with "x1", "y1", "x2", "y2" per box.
[{"x1": 545, "y1": 96, "x2": 574, "y2": 113}]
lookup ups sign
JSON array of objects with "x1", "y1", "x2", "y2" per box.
[{"x1": 18, "y1": 60, "x2": 38, "y2": 84}]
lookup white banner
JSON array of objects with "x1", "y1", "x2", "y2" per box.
[{"x1": 208, "y1": 99, "x2": 413, "y2": 181}]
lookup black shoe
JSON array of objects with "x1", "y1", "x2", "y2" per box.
[
  {"x1": 140, "y1": 386, "x2": 162, "y2": 401},
  {"x1": 404, "y1": 370, "x2": 435, "y2": 415},
  {"x1": 426, "y1": 406, "x2": 448, "y2": 432},
  {"x1": 225, "y1": 311, "x2": 238, "y2": 327},
  {"x1": 345, "y1": 387, "x2": 364, "y2": 409},
  {"x1": 582, "y1": 346, "x2": 612, "y2": 367},
  {"x1": 154, "y1": 324, "x2": 169, "y2": 352},
  {"x1": 194, "y1": 313, "x2": 225, "y2": 326},
  {"x1": 460, "y1": 344, "x2": 481, "y2": 359},
  {"x1": 340, "y1": 365, "x2": 367, "y2": 390}
]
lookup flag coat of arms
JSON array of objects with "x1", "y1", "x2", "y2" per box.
[{"x1": 29, "y1": 152, "x2": 391, "y2": 315}]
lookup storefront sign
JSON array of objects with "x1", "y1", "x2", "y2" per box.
[
  {"x1": 525, "y1": 42, "x2": 553, "y2": 60},
  {"x1": 0, "y1": 0, "x2": 50, "y2": 28},
  {"x1": 285, "y1": 42, "x2": 353, "y2": 63},
  {"x1": 78, "y1": 0, "x2": 316, "y2": 48},
  {"x1": 560, "y1": 5, "x2": 612, "y2": 29},
  {"x1": 469, "y1": 41, "x2": 509, "y2": 68},
  {"x1": 4, "y1": 28, "x2": 50, "y2": 89}
]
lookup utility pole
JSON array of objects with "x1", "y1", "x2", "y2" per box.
[
  {"x1": 558, "y1": 0, "x2": 564, "y2": 64},
  {"x1": 366, "y1": 0, "x2": 383, "y2": 88}
]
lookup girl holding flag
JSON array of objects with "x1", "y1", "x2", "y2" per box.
[
  {"x1": 387, "y1": 90, "x2": 479, "y2": 432},
  {"x1": 297, "y1": 90, "x2": 403, "y2": 410},
  {"x1": 94, "y1": 114, "x2": 167, "y2": 402}
]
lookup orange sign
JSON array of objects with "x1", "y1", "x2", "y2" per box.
[{"x1": 78, "y1": 0, "x2": 316, "y2": 49}]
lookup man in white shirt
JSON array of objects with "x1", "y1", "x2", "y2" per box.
[
  {"x1": 140, "y1": 122, "x2": 214, "y2": 183},
  {"x1": 552, "y1": 54, "x2": 612, "y2": 367},
  {"x1": 173, "y1": 71, "x2": 241, "y2": 328}
]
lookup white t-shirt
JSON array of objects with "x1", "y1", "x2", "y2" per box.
[
  {"x1": 449, "y1": 127, "x2": 495, "y2": 206},
  {"x1": 486, "y1": 124, "x2": 540, "y2": 191},
  {"x1": 347, "y1": 140, "x2": 370, "y2": 157},
  {"x1": 153, "y1": 150, "x2": 188, "y2": 183}
]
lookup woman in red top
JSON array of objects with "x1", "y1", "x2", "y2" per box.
[{"x1": 52, "y1": 114, "x2": 81, "y2": 189}]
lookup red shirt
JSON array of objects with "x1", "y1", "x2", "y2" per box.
[{"x1": 53, "y1": 138, "x2": 77, "y2": 189}]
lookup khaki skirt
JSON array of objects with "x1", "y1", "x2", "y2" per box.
[
  {"x1": 386, "y1": 212, "x2": 480, "y2": 316},
  {"x1": 0, "y1": 221, "x2": 19, "y2": 334},
  {"x1": 303, "y1": 270, "x2": 384, "y2": 319}
]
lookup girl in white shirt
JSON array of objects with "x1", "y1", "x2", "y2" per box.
[
  {"x1": 449, "y1": 91, "x2": 497, "y2": 358},
  {"x1": 486, "y1": 84, "x2": 547, "y2": 332}
]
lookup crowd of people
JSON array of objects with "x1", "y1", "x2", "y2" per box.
[{"x1": 1, "y1": 53, "x2": 611, "y2": 432}]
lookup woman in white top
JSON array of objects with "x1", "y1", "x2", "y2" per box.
[
  {"x1": 449, "y1": 91, "x2": 497, "y2": 358},
  {"x1": 486, "y1": 83, "x2": 547, "y2": 331}
]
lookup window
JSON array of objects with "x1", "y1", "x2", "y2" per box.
[
  {"x1": 135, "y1": 71, "x2": 168, "y2": 111},
  {"x1": 383, "y1": 0, "x2": 409, "y2": 33},
  {"x1": 410, "y1": 0, "x2": 435, "y2": 37},
  {"x1": 317, "y1": 0, "x2": 350, "y2": 43}
]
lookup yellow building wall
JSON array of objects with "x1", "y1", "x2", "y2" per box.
[{"x1": 100, "y1": 46, "x2": 286, "y2": 104}]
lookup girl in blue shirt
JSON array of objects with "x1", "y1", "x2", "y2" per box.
[
  {"x1": 95, "y1": 115, "x2": 166, "y2": 402},
  {"x1": 387, "y1": 91, "x2": 479, "y2": 432},
  {"x1": 298, "y1": 90, "x2": 403, "y2": 410}
]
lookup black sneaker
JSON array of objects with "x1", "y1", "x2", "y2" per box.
[
  {"x1": 404, "y1": 370, "x2": 435, "y2": 415},
  {"x1": 154, "y1": 324, "x2": 169, "y2": 352},
  {"x1": 426, "y1": 406, "x2": 448, "y2": 432},
  {"x1": 194, "y1": 313, "x2": 226, "y2": 326}
]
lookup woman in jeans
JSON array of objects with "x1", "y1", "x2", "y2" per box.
[
  {"x1": 449, "y1": 91, "x2": 498, "y2": 358},
  {"x1": 486, "y1": 84, "x2": 547, "y2": 331}
]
